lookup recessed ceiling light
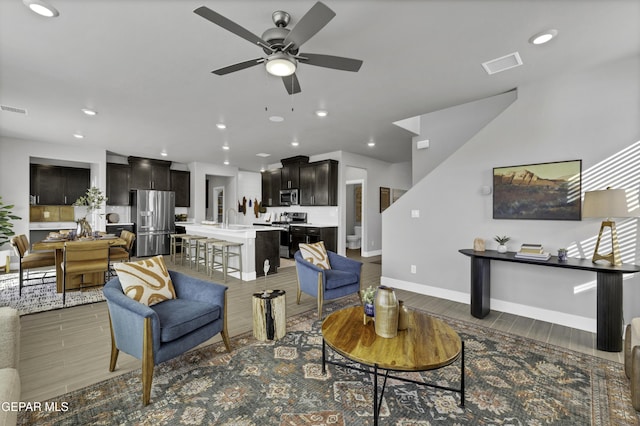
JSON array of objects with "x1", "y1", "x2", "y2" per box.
[
  {"x1": 216, "y1": 123, "x2": 226, "y2": 129},
  {"x1": 367, "y1": 141, "x2": 376, "y2": 147},
  {"x1": 291, "y1": 141, "x2": 299, "y2": 147},
  {"x1": 315, "y1": 110, "x2": 328, "y2": 117},
  {"x1": 160, "y1": 151, "x2": 168, "y2": 157},
  {"x1": 529, "y1": 29, "x2": 558, "y2": 45},
  {"x1": 73, "y1": 133, "x2": 84, "y2": 139},
  {"x1": 260, "y1": 167, "x2": 266, "y2": 173},
  {"x1": 81, "y1": 108, "x2": 97, "y2": 116},
  {"x1": 256, "y1": 153, "x2": 271, "y2": 158},
  {"x1": 23, "y1": 0, "x2": 59, "y2": 17},
  {"x1": 223, "y1": 160, "x2": 230, "y2": 165},
  {"x1": 269, "y1": 115, "x2": 284, "y2": 122},
  {"x1": 222, "y1": 145, "x2": 230, "y2": 151}
]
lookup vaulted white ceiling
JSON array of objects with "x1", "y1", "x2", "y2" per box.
[{"x1": 1, "y1": 0, "x2": 638, "y2": 171}]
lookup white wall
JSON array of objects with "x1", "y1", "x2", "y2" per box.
[
  {"x1": 236, "y1": 171, "x2": 262, "y2": 225},
  {"x1": 339, "y1": 153, "x2": 412, "y2": 256},
  {"x1": 382, "y1": 54, "x2": 640, "y2": 332},
  {"x1": 412, "y1": 90, "x2": 517, "y2": 184},
  {"x1": 188, "y1": 162, "x2": 237, "y2": 224}
]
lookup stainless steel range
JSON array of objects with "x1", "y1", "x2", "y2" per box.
[{"x1": 271, "y1": 212, "x2": 307, "y2": 258}]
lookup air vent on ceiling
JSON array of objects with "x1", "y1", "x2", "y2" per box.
[
  {"x1": 482, "y1": 52, "x2": 523, "y2": 75},
  {"x1": 1, "y1": 105, "x2": 28, "y2": 115}
]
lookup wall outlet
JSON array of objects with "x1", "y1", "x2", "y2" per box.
[{"x1": 410, "y1": 264, "x2": 417, "y2": 274}]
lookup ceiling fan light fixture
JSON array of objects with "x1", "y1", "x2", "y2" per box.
[
  {"x1": 23, "y1": 0, "x2": 59, "y2": 17},
  {"x1": 265, "y1": 53, "x2": 296, "y2": 77}
]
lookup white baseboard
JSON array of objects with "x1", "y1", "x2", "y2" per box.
[
  {"x1": 361, "y1": 249, "x2": 382, "y2": 257},
  {"x1": 381, "y1": 276, "x2": 596, "y2": 333}
]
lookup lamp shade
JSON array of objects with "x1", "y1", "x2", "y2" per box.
[
  {"x1": 265, "y1": 53, "x2": 296, "y2": 77},
  {"x1": 582, "y1": 188, "x2": 635, "y2": 218}
]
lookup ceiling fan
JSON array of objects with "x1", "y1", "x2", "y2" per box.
[{"x1": 194, "y1": 2, "x2": 363, "y2": 95}]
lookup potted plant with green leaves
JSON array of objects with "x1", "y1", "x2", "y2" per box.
[
  {"x1": 73, "y1": 187, "x2": 107, "y2": 237},
  {"x1": 361, "y1": 285, "x2": 376, "y2": 321},
  {"x1": 494, "y1": 235, "x2": 510, "y2": 253},
  {"x1": 0, "y1": 196, "x2": 21, "y2": 272}
]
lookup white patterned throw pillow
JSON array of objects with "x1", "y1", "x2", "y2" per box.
[
  {"x1": 114, "y1": 255, "x2": 176, "y2": 306},
  {"x1": 299, "y1": 241, "x2": 331, "y2": 269}
]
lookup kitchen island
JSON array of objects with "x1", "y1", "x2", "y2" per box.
[{"x1": 183, "y1": 224, "x2": 280, "y2": 281}]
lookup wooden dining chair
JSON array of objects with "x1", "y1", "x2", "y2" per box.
[
  {"x1": 10, "y1": 234, "x2": 56, "y2": 297},
  {"x1": 108, "y1": 230, "x2": 136, "y2": 278},
  {"x1": 61, "y1": 240, "x2": 109, "y2": 305}
]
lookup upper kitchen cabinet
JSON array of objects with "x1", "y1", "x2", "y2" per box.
[
  {"x1": 106, "y1": 163, "x2": 131, "y2": 205},
  {"x1": 128, "y1": 156, "x2": 171, "y2": 191},
  {"x1": 280, "y1": 155, "x2": 309, "y2": 190},
  {"x1": 170, "y1": 170, "x2": 191, "y2": 207},
  {"x1": 261, "y1": 169, "x2": 281, "y2": 207},
  {"x1": 299, "y1": 160, "x2": 338, "y2": 206},
  {"x1": 30, "y1": 164, "x2": 90, "y2": 205}
]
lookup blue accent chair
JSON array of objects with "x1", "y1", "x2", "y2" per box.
[
  {"x1": 294, "y1": 250, "x2": 363, "y2": 319},
  {"x1": 103, "y1": 271, "x2": 231, "y2": 405}
]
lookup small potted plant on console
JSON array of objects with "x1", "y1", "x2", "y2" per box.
[{"x1": 494, "y1": 235, "x2": 510, "y2": 253}]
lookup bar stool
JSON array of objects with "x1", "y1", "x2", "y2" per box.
[
  {"x1": 169, "y1": 233, "x2": 186, "y2": 263},
  {"x1": 211, "y1": 241, "x2": 243, "y2": 282},
  {"x1": 180, "y1": 235, "x2": 206, "y2": 268},
  {"x1": 196, "y1": 238, "x2": 224, "y2": 273}
]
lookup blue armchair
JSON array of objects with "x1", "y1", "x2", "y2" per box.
[
  {"x1": 294, "y1": 250, "x2": 363, "y2": 319},
  {"x1": 103, "y1": 270, "x2": 230, "y2": 405}
]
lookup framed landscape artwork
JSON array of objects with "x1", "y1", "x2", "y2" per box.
[{"x1": 493, "y1": 160, "x2": 582, "y2": 220}]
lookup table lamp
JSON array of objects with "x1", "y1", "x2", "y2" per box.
[{"x1": 582, "y1": 187, "x2": 637, "y2": 266}]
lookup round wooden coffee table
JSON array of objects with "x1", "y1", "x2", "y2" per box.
[{"x1": 321, "y1": 305, "x2": 464, "y2": 425}]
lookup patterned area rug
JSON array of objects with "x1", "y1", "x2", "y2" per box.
[
  {"x1": 17, "y1": 298, "x2": 640, "y2": 425},
  {"x1": 0, "y1": 269, "x2": 105, "y2": 315}
]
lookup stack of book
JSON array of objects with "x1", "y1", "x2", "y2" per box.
[{"x1": 515, "y1": 243, "x2": 551, "y2": 260}]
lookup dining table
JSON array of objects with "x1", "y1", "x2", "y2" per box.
[{"x1": 32, "y1": 236, "x2": 126, "y2": 293}]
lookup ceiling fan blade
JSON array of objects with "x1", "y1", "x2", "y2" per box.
[
  {"x1": 282, "y1": 74, "x2": 301, "y2": 95},
  {"x1": 298, "y1": 53, "x2": 363, "y2": 72},
  {"x1": 283, "y1": 2, "x2": 335, "y2": 50},
  {"x1": 194, "y1": 6, "x2": 269, "y2": 49},
  {"x1": 213, "y1": 58, "x2": 264, "y2": 75}
]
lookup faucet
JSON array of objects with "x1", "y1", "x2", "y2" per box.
[{"x1": 225, "y1": 207, "x2": 237, "y2": 227}]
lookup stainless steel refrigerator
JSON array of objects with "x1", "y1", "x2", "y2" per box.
[{"x1": 131, "y1": 190, "x2": 175, "y2": 257}]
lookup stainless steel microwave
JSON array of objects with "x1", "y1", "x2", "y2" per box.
[{"x1": 279, "y1": 188, "x2": 299, "y2": 206}]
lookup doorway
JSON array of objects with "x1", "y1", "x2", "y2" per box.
[
  {"x1": 213, "y1": 187, "x2": 224, "y2": 223},
  {"x1": 346, "y1": 174, "x2": 365, "y2": 258}
]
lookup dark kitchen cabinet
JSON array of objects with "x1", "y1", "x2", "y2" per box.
[
  {"x1": 255, "y1": 230, "x2": 280, "y2": 277},
  {"x1": 261, "y1": 169, "x2": 281, "y2": 207},
  {"x1": 107, "y1": 163, "x2": 131, "y2": 205},
  {"x1": 171, "y1": 170, "x2": 191, "y2": 207},
  {"x1": 280, "y1": 155, "x2": 308, "y2": 189},
  {"x1": 299, "y1": 160, "x2": 338, "y2": 206},
  {"x1": 30, "y1": 164, "x2": 90, "y2": 205},
  {"x1": 289, "y1": 226, "x2": 337, "y2": 257},
  {"x1": 128, "y1": 156, "x2": 171, "y2": 190},
  {"x1": 65, "y1": 167, "x2": 91, "y2": 204}
]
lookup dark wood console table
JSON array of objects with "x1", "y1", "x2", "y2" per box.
[{"x1": 459, "y1": 249, "x2": 640, "y2": 352}]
